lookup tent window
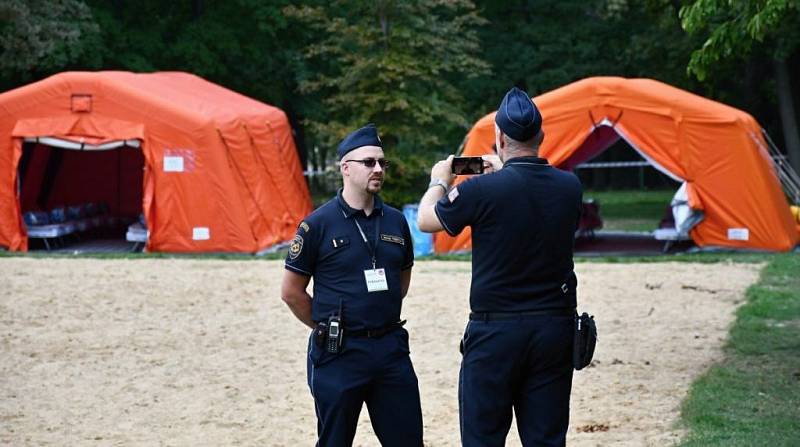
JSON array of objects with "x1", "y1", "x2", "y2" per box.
[{"x1": 71, "y1": 94, "x2": 92, "y2": 113}]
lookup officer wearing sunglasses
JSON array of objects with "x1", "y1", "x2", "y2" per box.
[
  {"x1": 281, "y1": 124, "x2": 423, "y2": 446},
  {"x1": 344, "y1": 157, "x2": 390, "y2": 169}
]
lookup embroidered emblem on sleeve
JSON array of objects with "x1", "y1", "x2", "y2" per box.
[
  {"x1": 448, "y1": 186, "x2": 460, "y2": 202},
  {"x1": 288, "y1": 234, "x2": 304, "y2": 260}
]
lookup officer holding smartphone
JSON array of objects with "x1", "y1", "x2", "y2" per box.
[
  {"x1": 417, "y1": 87, "x2": 583, "y2": 446},
  {"x1": 281, "y1": 124, "x2": 423, "y2": 446}
]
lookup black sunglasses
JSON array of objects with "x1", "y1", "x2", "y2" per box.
[{"x1": 344, "y1": 158, "x2": 390, "y2": 168}]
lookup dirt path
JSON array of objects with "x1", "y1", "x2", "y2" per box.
[{"x1": 0, "y1": 258, "x2": 760, "y2": 446}]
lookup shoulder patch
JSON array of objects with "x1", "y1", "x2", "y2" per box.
[
  {"x1": 288, "y1": 234, "x2": 304, "y2": 260},
  {"x1": 448, "y1": 186, "x2": 460, "y2": 202}
]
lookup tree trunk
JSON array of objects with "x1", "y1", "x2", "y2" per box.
[
  {"x1": 775, "y1": 58, "x2": 800, "y2": 173},
  {"x1": 377, "y1": 0, "x2": 391, "y2": 50}
]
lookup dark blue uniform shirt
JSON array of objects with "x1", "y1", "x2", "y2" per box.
[
  {"x1": 285, "y1": 190, "x2": 414, "y2": 331},
  {"x1": 435, "y1": 156, "x2": 582, "y2": 313}
]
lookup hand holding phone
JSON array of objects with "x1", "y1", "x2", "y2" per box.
[{"x1": 451, "y1": 156, "x2": 485, "y2": 175}]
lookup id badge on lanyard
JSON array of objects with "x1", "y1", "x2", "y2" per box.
[
  {"x1": 351, "y1": 212, "x2": 389, "y2": 292},
  {"x1": 364, "y1": 268, "x2": 388, "y2": 292}
]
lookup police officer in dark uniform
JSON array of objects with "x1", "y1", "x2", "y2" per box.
[
  {"x1": 281, "y1": 124, "x2": 423, "y2": 446},
  {"x1": 417, "y1": 88, "x2": 582, "y2": 446}
]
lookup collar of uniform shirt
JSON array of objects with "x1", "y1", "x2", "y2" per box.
[
  {"x1": 336, "y1": 188, "x2": 384, "y2": 218},
  {"x1": 503, "y1": 156, "x2": 549, "y2": 167}
]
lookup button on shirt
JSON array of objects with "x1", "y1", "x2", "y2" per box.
[
  {"x1": 285, "y1": 190, "x2": 414, "y2": 330},
  {"x1": 435, "y1": 156, "x2": 582, "y2": 312}
]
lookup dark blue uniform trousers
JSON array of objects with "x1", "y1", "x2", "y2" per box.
[
  {"x1": 459, "y1": 315, "x2": 574, "y2": 446},
  {"x1": 307, "y1": 327, "x2": 423, "y2": 446}
]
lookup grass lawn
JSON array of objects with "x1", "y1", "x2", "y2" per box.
[
  {"x1": 583, "y1": 189, "x2": 675, "y2": 232},
  {"x1": 678, "y1": 253, "x2": 800, "y2": 446}
]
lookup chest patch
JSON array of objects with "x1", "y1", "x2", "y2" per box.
[
  {"x1": 332, "y1": 236, "x2": 350, "y2": 248},
  {"x1": 380, "y1": 234, "x2": 405, "y2": 245}
]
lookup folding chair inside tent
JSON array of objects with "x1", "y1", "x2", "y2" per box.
[
  {"x1": 126, "y1": 214, "x2": 148, "y2": 252},
  {"x1": 24, "y1": 209, "x2": 76, "y2": 250}
]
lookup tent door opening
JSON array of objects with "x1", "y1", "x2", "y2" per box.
[
  {"x1": 17, "y1": 137, "x2": 145, "y2": 252},
  {"x1": 564, "y1": 123, "x2": 701, "y2": 251}
]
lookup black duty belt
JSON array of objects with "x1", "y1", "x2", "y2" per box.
[
  {"x1": 348, "y1": 320, "x2": 406, "y2": 338},
  {"x1": 469, "y1": 308, "x2": 575, "y2": 321}
]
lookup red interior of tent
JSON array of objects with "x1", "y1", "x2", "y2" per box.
[
  {"x1": 18, "y1": 143, "x2": 144, "y2": 219},
  {"x1": 560, "y1": 125, "x2": 621, "y2": 171}
]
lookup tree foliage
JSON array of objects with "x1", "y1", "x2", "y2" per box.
[
  {"x1": 285, "y1": 0, "x2": 488, "y2": 155},
  {"x1": 461, "y1": 0, "x2": 704, "y2": 116},
  {"x1": 680, "y1": 0, "x2": 800, "y2": 80},
  {"x1": 680, "y1": 0, "x2": 800, "y2": 172},
  {"x1": 285, "y1": 0, "x2": 489, "y2": 205},
  {"x1": 81, "y1": 0, "x2": 301, "y2": 105},
  {"x1": 0, "y1": 0, "x2": 100, "y2": 81},
  {"x1": 0, "y1": 0, "x2": 797, "y2": 205}
]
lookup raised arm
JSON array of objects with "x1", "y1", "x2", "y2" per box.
[{"x1": 417, "y1": 155, "x2": 455, "y2": 233}]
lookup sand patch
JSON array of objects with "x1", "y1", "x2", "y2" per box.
[{"x1": 0, "y1": 258, "x2": 760, "y2": 446}]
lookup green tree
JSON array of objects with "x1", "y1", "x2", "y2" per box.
[
  {"x1": 285, "y1": 0, "x2": 489, "y2": 206},
  {"x1": 0, "y1": 0, "x2": 100, "y2": 85},
  {"x1": 681, "y1": 0, "x2": 800, "y2": 172},
  {"x1": 82, "y1": 0, "x2": 302, "y2": 106},
  {"x1": 464, "y1": 0, "x2": 707, "y2": 189},
  {"x1": 465, "y1": 0, "x2": 703, "y2": 115},
  {"x1": 75, "y1": 0, "x2": 314, "y2": 164}
]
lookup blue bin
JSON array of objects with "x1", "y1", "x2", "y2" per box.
[{"x1": 402, "y1": 204, "x2": 433, "y2": 257}]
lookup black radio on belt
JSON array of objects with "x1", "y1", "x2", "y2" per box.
[{"x1": 326, "y1": 314, "x2": 343, "y2": 353}]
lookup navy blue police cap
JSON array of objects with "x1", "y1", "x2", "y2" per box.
[
  {"x1": 337, "y1": 123, "x2": 383, "y2": 159},
  {"x1": 495, "y1": 87, "x2": 542, "y2": 142}
]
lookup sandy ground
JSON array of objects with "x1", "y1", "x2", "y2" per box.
[{"x1": 0, "y1": 258, "x2": 761, "y2": 446}]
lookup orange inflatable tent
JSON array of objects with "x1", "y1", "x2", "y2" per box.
[
  {"x1": 436, "y1": 77, "x2": 799, "y2": 253},
  {"x1": 0, "y1": 71, "x2": 312, "y2": 252}
]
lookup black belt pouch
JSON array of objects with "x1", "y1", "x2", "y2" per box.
[{"x1": 573, "y1": 312, "x2": 597, "y2": 370}]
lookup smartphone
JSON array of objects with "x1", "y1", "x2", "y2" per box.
[{"x1": 451, "y1": 156, "x2": 485, "y2": 175}]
